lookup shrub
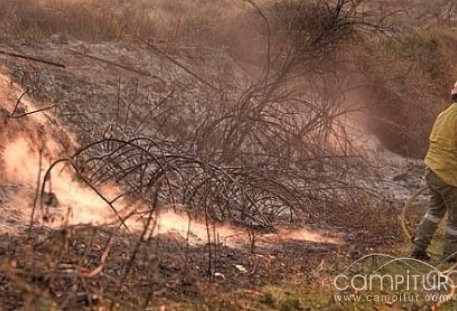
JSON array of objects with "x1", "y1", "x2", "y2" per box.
[{"x1": 357, "y1": 27, "x2": 454, "y2": 158}]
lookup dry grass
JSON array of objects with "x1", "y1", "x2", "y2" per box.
[
  {"x1": 0, "y1": 0, "x2": 241, "y2": 44},
  {"x1": 1, "y1": 0, "x2": 455, "y2": 160},
  {"x1": 0, "y1": 1, "x2": 432, "y2": 309}
]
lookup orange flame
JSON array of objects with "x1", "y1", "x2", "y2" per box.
[{"x1": 0, "y1": 73, "x2": 342, "y2": 246}]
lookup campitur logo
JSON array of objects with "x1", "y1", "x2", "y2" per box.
[
  {"x1": 334, "y1": 270, "x2": 451, "y2": 291},
  {"x1": 332, "y1": 254, "x2": 457, "y2": 304}
]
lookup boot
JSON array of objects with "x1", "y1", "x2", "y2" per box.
[
  {"x1": 410, "y1": 245, "x2": 431, "y2": 261},
  {"x1": 411, "y1": 215, "x2": 439, "y2": 259}
]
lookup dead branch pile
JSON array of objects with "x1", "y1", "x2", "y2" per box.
[
  {"x1": 32, "y1": 0, "x2": 387, "y2": 230},
  {"x1": 0, "y1": 1, "x2": 397, "y2": 309}
]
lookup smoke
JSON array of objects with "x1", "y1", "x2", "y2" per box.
[
  {"x1": 1, "y1": 132, "x2": 341, "y2": 246},
  {"x1": 0, "y1": 73, "x2": 341, "y2": 246}
]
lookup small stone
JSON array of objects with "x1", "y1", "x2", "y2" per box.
[{"x1": 214, "y1": 272, "x2": 225, "y2": 280}]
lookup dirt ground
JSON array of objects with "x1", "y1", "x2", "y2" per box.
[{"x1": 0, "y1": 36, "x2": 431, "y2": 310}]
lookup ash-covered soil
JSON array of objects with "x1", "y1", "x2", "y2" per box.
[
  {"x1": 0, "y1": 38, "x2": 430, "y2": 309},
  {"x1": 0, "y1": 226, "x2": 340, "y2": 310}
]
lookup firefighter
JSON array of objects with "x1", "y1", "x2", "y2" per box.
[{"x1": 411, "y1": 81, "x2": 457, "y2": 262}]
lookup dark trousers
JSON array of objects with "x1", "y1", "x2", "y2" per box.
[{"x1": 413, "y1": 169, "x2": 457, "y2": 259}]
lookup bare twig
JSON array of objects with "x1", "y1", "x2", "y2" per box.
[{"x1": 0, "y1": 49, "x2": 66, "y2": 68}]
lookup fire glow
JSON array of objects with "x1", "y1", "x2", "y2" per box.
[{"x1": 0, "y1": 74, "x2": 341, "y2": 246}]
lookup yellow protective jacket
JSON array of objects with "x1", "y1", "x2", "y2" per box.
[{"x1": 425, "y1": 103, "x2": 457, "y2": 187}]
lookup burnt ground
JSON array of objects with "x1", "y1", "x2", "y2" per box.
[
  {"x1": 0, "y1": 37, "x2": 429, "y2": 310},
  {"x1": 0, "y1": 226, "x2": 337, "y2": 310},
  {"x1": 0, "y1": 198, "x2": 402, "y2": 311}
]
